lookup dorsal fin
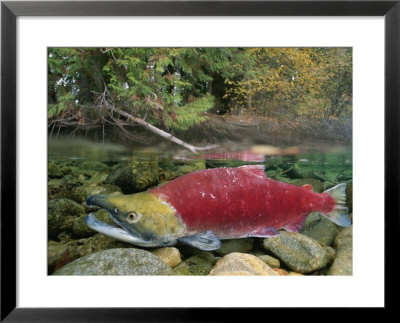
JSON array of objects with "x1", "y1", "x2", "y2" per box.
[{"x1": 239, "y1": 164, "x2": 267, "y2": 178}]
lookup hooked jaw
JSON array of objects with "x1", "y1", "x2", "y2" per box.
[
  {"x1": 85, "y1": 195, "x2": 151, "y2": 244},
  {"x1": 85, "y1": 194, "x2": 179, "y2": 247}
]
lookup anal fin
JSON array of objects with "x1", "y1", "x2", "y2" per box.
[{"x1": 178, "y1": 231, "x2": 221, "y2": 251}]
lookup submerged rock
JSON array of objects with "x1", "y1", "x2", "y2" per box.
[
  {"x1": 48, "y1": 182, "x2": 87, "y2": 204},
  {"x1": 262, "y1": 231, "x2": 335, "y2": 274},
  {"x1": 105, "y1": 161, "x2": 159, "y2": 193},
  {"x1": 71, "y1": 233, "x2": 132, "y2": 258},
  {"x1": 48, "y1": 240, "x2": 77, "y2": 274},
  {"x1": 53, "y1": 248, "x2": 173, "y2": 275},
  {"x1": 72, "y1": 209, "x2": 115, "y2": 238},
  {"x1": 48, "y1": 161, "x2": 72, "y2": 179},
  {"x1": 80, "y1": 160, "x2": 109, "y2": 172},
  {"x1": 173, "y1": 251, "x2": 215, "y2": 275},
  {"x1": 209, "y1": 252, "x2": 278, "y2": 276},
  {"x1": 214, "y1": 238, "x2": 254, "y2": 256},
  {"x1": 255, "y1": 254, "x2": 281, "y2": 268},
  {"x1": 174, "y1": 160, "x2": 206, "y2": 177},
  {"x1": 272, "y1": 268, "x2": 303, "y2": 276},
  {"x1": 328, "y1": 226, "x2": 353, "y2": 275},
  {"x1": 151, "y1": 247, "x2": 182, "y2": 268},
  {"x1": 84, "y1": 184, "x2": 122, "y2": 197},
  {"x1": 48, "y1": 198, "x2": 86, "y2": 239},
  {"x1": 301, "y1": 212, "x2": 343, "y2": 246}
]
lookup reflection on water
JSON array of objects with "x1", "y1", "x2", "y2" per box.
[{"x1": 48, "y1": 138, "x2": 352, "y2": 188}]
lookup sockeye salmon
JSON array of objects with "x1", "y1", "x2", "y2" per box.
[{"x1": 85, "y1": 165, "x2": 351, "y2": 250}]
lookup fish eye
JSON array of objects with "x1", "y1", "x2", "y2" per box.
[{"x1": 126, "y1": 211, "x2": 141, "y2": 223}]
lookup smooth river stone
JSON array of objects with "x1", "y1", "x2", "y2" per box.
[
  {"x1": 263, "y1": 231, "x2": 335, "y2": 274},
  {"x1": 151, "y1": 247, "x2": 182, "y2": 268},
  {"x1": 53, "y1": 248, "x2": 173, "y2": 275},
  {"x1": 209, "y1": 252, "x2": 278, "y2": 276},
  {"x1": 328, "y1": 225, "x2": 353, "y2": 275}
]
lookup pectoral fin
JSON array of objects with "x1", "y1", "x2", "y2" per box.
[{"x1": 178, "y1": 231, "x2": 221, "y2": 251}]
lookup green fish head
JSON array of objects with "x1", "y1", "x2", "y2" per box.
[{"x1": 86, "y1": 192, "x2": 182, "y2": 245}]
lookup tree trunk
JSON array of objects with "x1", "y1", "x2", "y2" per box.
[{"x1": 112, "y1": 108, "x2": 218, "y2": 154}]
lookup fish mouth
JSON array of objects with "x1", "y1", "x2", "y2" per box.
[
  {"x1": 84, "y1": 213, "x2": 161, "y2": 247},
  {"x1": 85, "y1": 195, "x2": 147, "y2": 242}
]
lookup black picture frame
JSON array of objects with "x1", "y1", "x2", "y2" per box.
[{"x1": 1, "y1": 0, "x2": 398, "y2": 321}]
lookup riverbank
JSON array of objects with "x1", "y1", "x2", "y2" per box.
[{"x1": 48, "y1": 112, "x2": 352, "y2": 152}]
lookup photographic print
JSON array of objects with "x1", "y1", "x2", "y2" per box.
[{"x1": 47, "y1": 47, "x2": 352, "y2": 276}]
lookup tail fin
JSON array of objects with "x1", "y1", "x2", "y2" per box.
[{"x1": 322, "y1": 183, "x2": 351, "y2": 227}]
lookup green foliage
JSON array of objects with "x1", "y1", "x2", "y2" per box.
[
  {"x1": 224, "y1": 48, "x2": 352, "y2": 119},
  {"x1": 48, "y1": 47, "x2": 352, "y2": 133},
  {"x1": 163, "y1": 94, "x2": 215, "y2": 131}
]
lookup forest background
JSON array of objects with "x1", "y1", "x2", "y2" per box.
[{"x1": 48, "y1": 47, "x2": 352, "y2": 148}]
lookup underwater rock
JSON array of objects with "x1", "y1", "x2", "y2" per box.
[
  {"x1": 324, "y1": 171, "x2": 338, "y2": 183},
  {"x1": 338, "y1": 169, "x2": 352, "y2": 182},
  {"x1": 288, "y1": 272, "x2": 304, "y2": 276},
  {"x1": 48, "y1": 198, "x2": 86, "y2": 240},
  {"x1": 48, "y1": 240, "x2": 77, "y2": 274},
  {"x1": 48, "y1": 161, "x2": 72, "y2": 179},
  {"x1": 48, "y1": 182, "x2": 88, "y2": 204},
  {"x1": 289, "y1": 178, "x2": 324, "y2": 193},
  {"x1": 272, "y1": 268, "x2": 303, "y2": 276},
  {"x1": 214, "y1": 238, "x2": 254, "y2": 256},
  {"x1": 255, "y1": 254, "x2": 281, "y2": 268},
  {"x1": 173, "y1": 251, "x2": 215, "y2": 275},
  {"x1": 151, "y1": 247, "x2": 182, "y2": 268},
  {"x1": 301, "y1": 212, "x2": 343, "y2": 246},
  {"x1": 174, "y1": 160, "x2": 206, "y2": 177},
  {"x1": 105, "y1": 161, "x2": 159, "y2": 194},
  {"x1": 64, "y1": 166, "x2": 101, "y2": 183},
  {"x1": 80, "y1": 160, "x2": 109, "y2": 172},
  {"x1": 53, "y1": 248, "x2": 173, "y2": 275},
  {"x1": 262, "y1": 231, "x2": 335, "y2": 274},
  {"x1": 72, "y1": 233, "x2": 132, "y2": 258},
  {"x1": 84, "y1": 173, "x2": 109, "y2": 186},
  {"x1": 209, "y1": 252, "x2": 278, "y2": 276},
  {"x1": 323, "y1": 181, "x2": 335, "y2": 191},
  {"x1": 72, "y1": 209, "x2": 114, "y2": 238},
  {"x1": 84, "y1": 184, "x2": 122, "y2": 197},
  {"x1": 328, "y1": 226, "x2": 352, "y2": 275}
]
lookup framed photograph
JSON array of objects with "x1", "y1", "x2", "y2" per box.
[{"x1": 1, "y1": 0, "x2": 397, "y2": 320}]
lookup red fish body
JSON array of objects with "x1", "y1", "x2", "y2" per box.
[{"x1": 149, "y1": 165, "x2": 337, "y2": 239}]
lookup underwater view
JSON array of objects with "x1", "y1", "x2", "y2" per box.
[
  {"x1": 48, "y1": 140, "x2": 352, "y2": 276},
  {"x1": 48, "y1": 47, "x2": 352, "y2": 275}
]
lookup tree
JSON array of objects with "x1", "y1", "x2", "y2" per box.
[
  {"x1": 223, "y1": 47, "x2": 352, "y2": 119},
  {"x1": 48, "y1": 47, "x2": 352, "y2": 148}
]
